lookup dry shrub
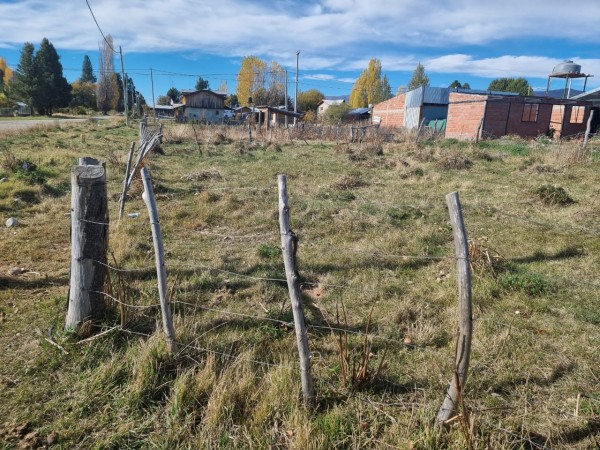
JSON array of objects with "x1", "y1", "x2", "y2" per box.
[
  {"x1": 0, "y1": 150, "x2": 19, "y2": 172},
  {"x1": 162, "y1": 124, "x2": 193, "y2": 144},
  {"x1": 333, "y1": 143, "x2": 353, "y2": 154},
  {"x1": 468, "y1": 238, "x2": 505, "y2": 278},
  {"x1": 436, "y1": 153, "x2": 473, "y2": 170},
  {"x1": 211, "y1": 133, "x2": 231, "y2": 145},
  {"x1": 534, "y1": 184, "x2": 575, "y2": 206},
  {"x1": 531, "y1": 164, "x2": 558, "y2": 174},
  {"x1": 234, "y1": 141, "x2": 260, "y2": 154},
  {"x1": 181, "y1": 170, "x2": 222, "y2": 182},
  {"x1": 359, "y1": 143, "x2": 383, "y2": 156},
  {"x1": 331, "y1": 173, "x2": 366, "y2": 190},
  {"x1": 266, "y1": 142, "x2": 282, "y2": 152}
]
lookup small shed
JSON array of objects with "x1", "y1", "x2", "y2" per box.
[
  {"x1": 348, "y1": 107, "x2": 371, "y2": 122},
  {"x1": 254, "y1": 106, "x2": 301, "y2": 128}
]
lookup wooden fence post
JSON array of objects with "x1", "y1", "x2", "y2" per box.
[
  {"x1": 66, "y1": 157, "x2": 108, "y2": 331},
  {"x1": 583, "y1": 109, "x2": 595, "y2": 151},
  {"x1": 277, "y1": 174, "x2": 315, "y2": 405},
  {"x1": 437, "y1": 191, "x2": 473, "y2": 426},
  {"x1": 119, "y1": 141, "x2": 136, "y2": 220},
  {"x1": 141, "y1": 167, "x2": 177, "y2": 353}
]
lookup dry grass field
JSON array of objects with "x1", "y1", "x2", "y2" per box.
[{"x1": 0, "y1": 118, "x2": 599, "y2": 449}]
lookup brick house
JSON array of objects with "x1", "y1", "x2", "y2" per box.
[{"x1": 446, "y1": 92, "x2": 593, "y2": 140}]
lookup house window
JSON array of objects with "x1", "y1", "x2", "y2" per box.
[
  {"x1": 570, "y1": 106, "x2": 585, "y2": 124},
  {"x1": 522, "y1": 104, "x2": 539, "y2": 122}
]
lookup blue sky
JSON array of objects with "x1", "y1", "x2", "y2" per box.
[{"x1": 1, "y1": 0, "x2": 599, "y2": 104}]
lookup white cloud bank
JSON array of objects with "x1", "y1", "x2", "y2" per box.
[{"x1": 1, "y1": 0, "x2": 599, "y2": 78}]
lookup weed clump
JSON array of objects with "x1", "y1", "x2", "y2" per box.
[
  {"x1": 500, "y1": 272, "x2": 556, "y2": 296},
  {"x1": 534, "y1": 184, "x2": 574, "y2": 206},
  {"x1": 331, "y1": 173, "x2": 366, "y2": 190},
  {"x1": 436, "y1": 153, "x2": 472, "y2": 170}
]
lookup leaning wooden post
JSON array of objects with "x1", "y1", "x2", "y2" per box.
[
  {"x1": 141, "y1": 167, "x2": 177, "y2": 353},
  {"x1": 66, "y1": 157, "x2": 108, "y2": 331},
  {"x1": 436, "y1": 191, "x2": 473, "y2": 426},
  {"x1": 583, "y1": 109, "x2": 595, "y2": 151},
  {"x1": 119, "y1": 141, "x2": 136, "y2": 220},
  {"x1": 277, "y1": 174, "x2": 315, "y2": 405}
]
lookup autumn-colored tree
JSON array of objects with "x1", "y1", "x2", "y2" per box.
[
  {"x1": 407, "y1": 63, "x2": 430, "y2": 91},
  {"x1": 96, "y1": 35, "x2": 119, "y2": 114},
  {"x1": 96, "y1": 42, "x2": 118, "y2": 113},
  {"x1": 297, "y1": 89, "x2": 325, "y2": 112},
  {"x1": 236, "y1": 56, "x2": 267, "y2": 105},
  {"x1": 0, "y1": 57, "x2": 13, "y2": 90},
  {"x1": 70, "y1": 80, "x2": 96, "y2": 109},
  {"x1": 349, "y1": 58, "x2": 392, "y2": 108}
]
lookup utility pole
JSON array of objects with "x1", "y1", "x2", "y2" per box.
[
  {"x1": 285, "y1": 68, "x2": 288, "y2": 127},
  {"x1": 119, "y1": 46, "x2": 129, "y2": 126},
  {"x1": 150, "y1": 67, "x2": 156, "y2": 124},
  {"x1": 294, "y1": 51, "x2": 300, "y2": 126}
]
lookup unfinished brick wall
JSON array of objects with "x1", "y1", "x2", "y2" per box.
[
  {"x1": 445, "y1": 93, "x2": 487, "y2": 140},
  {"x1": 559, "y1": 104, "x2": 590, "y2": 138},
  {"x1": 503, "y1": 101, "x2": 553, "y2": 138},
  {"x1": 372, "y1": 94, "x2": 406, "y2": 127}
]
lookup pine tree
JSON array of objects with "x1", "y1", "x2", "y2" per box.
[
  {"x1": 12, "y1": 42, "x2": 35, "y2": 106},
  {"x1": 408, "y1": 63, "x2": 430, "y2": 91},
  {"x1": 80, "y1": 55, "x2": 96, "y2": 83},
  {"x1": 195, "y1": 77, "x2": 209, "y2": 90},
  {"x1": 349, "y1": 58, "x2": 391, "y2": 108},
  {"x1": 166, "y1": 87, "x2": 180, "y2": 103},
  {"x1": 32, "y1": 38, "x2": 71, "y2": 115}
]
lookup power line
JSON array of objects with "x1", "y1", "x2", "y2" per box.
[{"x1": 85, "y1": 0, "x2": 118, "y2": 54}]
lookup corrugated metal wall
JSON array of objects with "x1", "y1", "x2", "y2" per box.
[
  {"x1": 405, "y1": 87, "x2": 425, "y2": 108},
  {"x1": 423, "y1": 87, "x2": 449, "y2": 105},
  {"x1": 404, "y1": 107, "x2": 421, "y2": 129}
]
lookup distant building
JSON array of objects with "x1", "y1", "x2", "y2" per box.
[
  {"x1": 445, "y1": 92, "x2": 593, "y2": 140},
  {"x1": 317, "y1": 99, "x2": 346, "y2": 116},
  {"x1": 373, "y1": 85, "x2": 596, "y2": 140},
  {"x1": 178, "y1": 89, "x2": 227, "y2": 123}
]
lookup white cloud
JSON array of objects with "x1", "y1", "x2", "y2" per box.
[
  {"x1": 422, "y1": 54, "x2": 600, "y2": 80},
  {"x1": 1, "y1": 0, "x2": 599, "y2": 60}
]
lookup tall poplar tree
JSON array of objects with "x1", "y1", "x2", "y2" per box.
[
  {"x1": 96, "y1": 35, "x2": 119, "y2": 114},
  {"x1": 349, "y1": 58, "x2": 392, "y2": 108},
  {"x1": 236, "y1": 56, "x2": 267, "y2": 105}
]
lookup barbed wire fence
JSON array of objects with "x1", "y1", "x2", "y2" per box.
[{"x1": 63, "y1": 153, "x2": 599, "y2": 413}]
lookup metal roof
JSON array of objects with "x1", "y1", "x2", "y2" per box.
[{"x1": 349, "y1": 108, "x2": 370, "y2": 114}]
